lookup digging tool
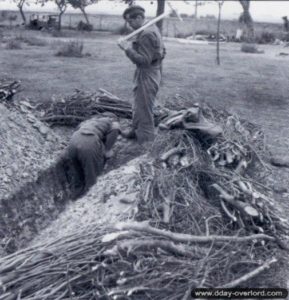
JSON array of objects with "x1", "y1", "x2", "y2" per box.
[
  {"x1": 118, "y1": 12, "x2": 170, "y2": 44},
  {"x1": 167, "y1": 1, "x2": 183, "y2": 22},
  {"x1": 117, "y1": 1, "x2": 182, "y2": 44}
]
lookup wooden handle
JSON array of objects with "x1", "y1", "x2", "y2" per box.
[{"x1": 118, "y1": 11, "x2": 170, "y2": 43}]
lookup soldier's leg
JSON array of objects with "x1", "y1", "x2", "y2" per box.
[
  {"x1": 134, "y1": 79, "x2": 159, "y2": 144},
  {"x1": 66, "y1": 145, "x2": 86, "y2": 199},
  {"x1": 77, "y1": 143, "x2": 105, "y2": 193}
]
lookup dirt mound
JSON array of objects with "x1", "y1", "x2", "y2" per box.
[
  {"x1": 0, "y1": 102, "x2": 69, "y2": 255},
  {"x1": 31, "y1": 155, "x2": 147, "y2": 246},
  {"x1": 0, "y1": 103, "x2": 63, "y2": 198}
]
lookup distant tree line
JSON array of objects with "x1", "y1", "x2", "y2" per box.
[{"x1": 12, "y1": 0, "x2": 255, "y2": 39}]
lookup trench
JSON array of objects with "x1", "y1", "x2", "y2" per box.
[
  {"x1": 0, "y1": 159, "x2": 71, "y2": 256},
  {"x1": 0, "y1": 129, "x2": 143, "y2": 257}
]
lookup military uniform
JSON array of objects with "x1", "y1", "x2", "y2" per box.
[
  {"x1": 122, "y1": 6, "x2": 165, "y2": 144},
  {"x1": 66, "y1": 117, "x2": 119, "y2": 198}
]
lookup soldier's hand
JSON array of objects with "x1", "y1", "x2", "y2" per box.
[
  {"x1": 118, "y1": 40, "x2": 130, "y2": 51},
  {"x1": 112, "y1": 121, "x2": 121, "y2": 131}
]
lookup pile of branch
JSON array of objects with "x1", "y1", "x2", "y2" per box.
[
  {"x1": 0, "y1": 79, "x2": 20, "y2": 102},
  {"x1": 37, "y1": 89, "x2": 169, "y2": 127},
  {"x1": 0, "y1": 219, "x2": 281, "y2": 300},
  {"x1": 36, "y1": 89, "x2": 132, "y2": 126},
  {"x1": 0, "y1": 104, "x2": 288, "y2": 299}
]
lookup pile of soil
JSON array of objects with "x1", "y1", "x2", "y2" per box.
[
  {"x1": 0, "y1": 102, "x2": 69, "y2": 255},
  {"x1": 0, "y1": 102, "x2": 64, "y2": 199}
]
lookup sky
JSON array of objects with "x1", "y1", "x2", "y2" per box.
[{"x1": 1, "y1": 0, "x2": 289, "y2": 23}]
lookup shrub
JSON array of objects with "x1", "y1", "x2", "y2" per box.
[
  {"x1": 24, "y1": 36, "x2": 47, "y2": 46},
  {"x1": 241, "y1": 43, "x2": 263, "y2": 54},
  {"x1": 175, "y1": 32, "x2": 192, "y2": 39},
  {"x1": 51, "y1": 30, "x2": 66, "y2": 38},
  {"x1": 114, "y1": 25, "x2": 132, "y2": 35},
  {"x1": 55, "y1": 40, "x2": 84, "y2": 57},
  {"x1": 255, "y1": 31, "x2": 276, "y2": 44},
  {"x1": 6, "y1": 39, "x2": 22, "y2": 49},
  {"x1": 196, "y1": 29, "x2": 215, "y2": 36},
  {"x1": 77, "y1": 21, "x2": 93, "y2": 31},
  {"x1": 281, "y1": 32, "x2": 289, "y2": 42}
]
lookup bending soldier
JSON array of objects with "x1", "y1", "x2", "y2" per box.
[{"x1": 65, "y1": 115, "x2": 120, "y2": 199}]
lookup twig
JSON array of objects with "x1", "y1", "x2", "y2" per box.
[
  {"x1": 220, "y1": 257, "x2": 277, "y2": 288},
  {"x1": 115, "y1": 221, "x2": 275, "y2": 243}
]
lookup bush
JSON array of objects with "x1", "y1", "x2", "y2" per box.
[
  {"x1": 55, "y1": 40, "x2": 84, "y2": 57},
  {"x1": 175, "y1": 32, "x2": 192, "y2": 39},
  {"x1": 281, "y1": 32, "x2": 289, "y2": 42},
  {"x1": 114, "y1": 25, "x2": 132, "y2": 35},
  {"x1": 24, "y1": 36, "x2": 47, "y2": 46},
  {"x1": 255, "y1": 31, "x2": 276, "y2": 44},
  {"x1": 51, "y1": 30, "x2": 66, "y2": 38},
  {"x1": 196, "y1": 29, "x2": 216, "y2": 36},
  {"x1": 6, "y1": 39, "x2": 22, "y2": 49},
  {"x1": 77, "y1": 21, "x2": 93, "y2": 31},
  {"x1": 241, "y1": 43, "x2": 263, "y2": 54}
]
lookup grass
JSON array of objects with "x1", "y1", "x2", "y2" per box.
[
  {"x1": 55, "y1": 40, "x2": 84, "y2": 57},
  {"x1": 5, "y1": 38, "x2": 22, "y2": 49},
  {"x1": 0, "y1": 27, "x2": 289, "y2": 158},
  {"x1": 23, "y1": 36, "x2": 47, "y2": 46}
]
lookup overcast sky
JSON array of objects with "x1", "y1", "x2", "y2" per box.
[{"x1": 1, "y1": 1, "x2": 289, "y2": 23}]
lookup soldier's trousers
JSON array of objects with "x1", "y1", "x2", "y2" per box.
[{"x1": 66, "y1": 134, "x2": 105, "y2": 198}]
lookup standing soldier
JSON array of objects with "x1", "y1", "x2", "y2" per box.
[{"x1": 118, "y1": 5, "x2": 165, "y2": 145}]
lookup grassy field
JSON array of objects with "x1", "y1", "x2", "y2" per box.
[{"x1": 1, "y1": 27, "x2": 289, "y2": 157}]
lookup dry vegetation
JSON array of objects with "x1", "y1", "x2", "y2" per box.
[{"x1": 55, "y1": 40, "x2": 85, "y2": 57}]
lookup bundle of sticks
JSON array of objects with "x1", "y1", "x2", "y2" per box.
[
  {"x1": 37, "y1": 89, "x2": 169, "y2": 127},
  {"x1": 37, "y1": 89, "x2": 133, "y2": 126},
  {"x1": 0, "y1": 79, "x2": 20, "y2": 102}
]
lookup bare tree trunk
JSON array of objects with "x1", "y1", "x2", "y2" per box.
[
  {"x1": 193, "y1": 0, "x2": 198, "y2": 39},
  {"x1": 239, "y1": 0, "x2": 254, "y2": 42},
  {"x1": 216, "y1": 2, "x2": 223, "y2": 65},
  {"x1": 156, "y1": 0, "x2": 165, "y2": 34},
  {"x1": 58, "y1": 7, "x2": 66, "y2": 31},
  {"x1": 80, "y1": 7, "x2": 90, "y2": 25},
  {"x1": 58, "y1": 12, "x2": 63, "y2": 31},
  {"x1": 156, "y1": 0, "x2": 165, "y2": 82},
  {"x1": 18, "y1": 0, "x2": 26, "y2": 25}
]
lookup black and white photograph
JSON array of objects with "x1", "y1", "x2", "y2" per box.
[{"x1": 0, "y1": 0, "x2": 289, "y2": 299}]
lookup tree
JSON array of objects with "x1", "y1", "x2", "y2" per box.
[
  {"x1": 192, "y1": 0, "x2": 205, "y2": 39},
  {"x1": 239, "y1": 0, "x2": 254, "y2": 42},
  {"x1": 14, "y1": 0, "x2": 27, "y2": 25},
  {"x1": 215, "y1": 0, "x2": 224, "y2": 65},
  {"x1": 55, "y1": 0, "x2": 68, "y2": 30},
  {"x1": 69, "y1": 0, "x2": 97, "y2": 25},
  {"x1": 156, "y1": 0, "x2": 165, "y2": 34}
]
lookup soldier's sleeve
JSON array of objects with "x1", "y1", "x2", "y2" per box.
[{"x1": 125, "y1": 32, "x2": 156, "y2": 67}]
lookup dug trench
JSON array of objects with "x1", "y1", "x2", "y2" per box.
[
  {"x1": 0, "y1": 123, "x2": 143, "y2": 257},
  {"x1": 0, "y1": 94, "x2": 144, "y2": 256}
]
